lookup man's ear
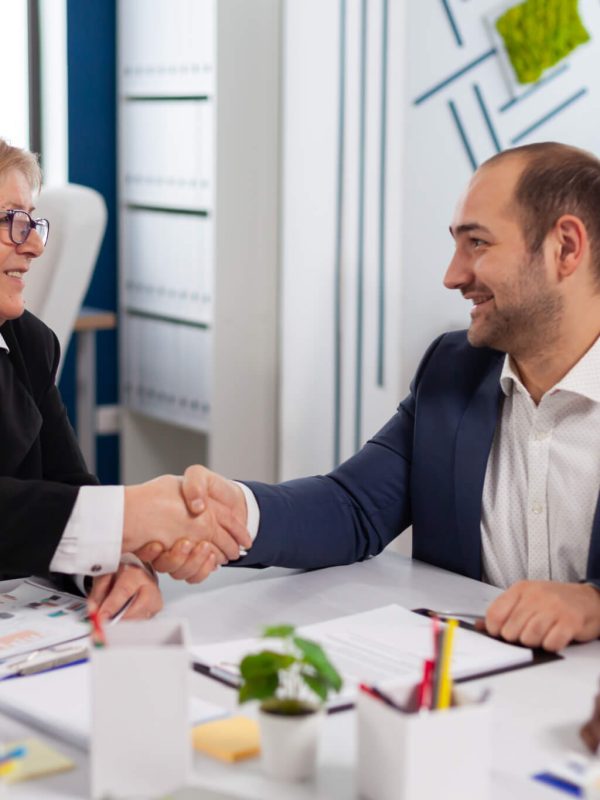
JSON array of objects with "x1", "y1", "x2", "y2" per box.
[{"x1": 552, "y1": 214, "x2": 587, "y2": 279}]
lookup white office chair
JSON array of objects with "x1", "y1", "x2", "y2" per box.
[{"x1": 24, "y1": 183, "x2": 108, "y2": 380}]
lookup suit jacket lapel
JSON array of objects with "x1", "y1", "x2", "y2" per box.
[
  {"x1": 0, "y1": 323, "x2": 43, "y2": 475},
  {"x1": 585, "y1": 494, "x2": 600, "y2": 580},
  {"x1": 454, "y1": 356, "x2": 504, "y2": 579}
]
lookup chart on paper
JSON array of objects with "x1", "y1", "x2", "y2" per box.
[{"x1": 0, "y1": 580, "x2": 90, "y2": 661}]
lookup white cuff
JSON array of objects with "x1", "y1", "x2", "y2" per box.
[
  {"x1": 49, "y1": 486, "x2": 124, "y2": 576},
  {"x1": 234, "y1": 481, "x2": 260, "y2": 541}
]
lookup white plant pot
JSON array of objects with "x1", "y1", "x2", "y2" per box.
[{"x1": 258, "y1": 706, "x2": 323, "y2": 782}]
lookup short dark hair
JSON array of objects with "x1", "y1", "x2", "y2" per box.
[{"x1": 484, "y1": 142, "x2": 600, "y2": 289}]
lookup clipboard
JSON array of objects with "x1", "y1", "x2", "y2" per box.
[{"x1": 412, "y1": 608, "x2": 562, "y2": 682}]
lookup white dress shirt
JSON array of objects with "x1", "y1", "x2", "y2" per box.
[{"x1": 481, "y1": 336, "x2": 600, "y2": 588}]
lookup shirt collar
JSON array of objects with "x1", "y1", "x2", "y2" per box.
[
  {"x1": 499, "y1": 335, "x2": 600, "y2": 403},
  {"x1": 0, "y1": 332, "x2": 8, "y2": 354}
]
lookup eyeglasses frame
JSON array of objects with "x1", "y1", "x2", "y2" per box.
[{"x1": 0, "y1": 208, "x2": 50, "y2": 247}]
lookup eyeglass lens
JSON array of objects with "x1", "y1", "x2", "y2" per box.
[{"x1": 10, "y1": 210, "x2": 49, "y2": 246}]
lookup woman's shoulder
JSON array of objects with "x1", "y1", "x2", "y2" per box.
[{"x1": 8, "y1": 311, "x2": 58, "y2": 369}]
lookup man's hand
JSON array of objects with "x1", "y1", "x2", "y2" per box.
[
  {"x1": 87, "y1": 561, "x2": 163, "y2": 620},
  {"x1": 122, "y1": 473, "x2": 251, "y2": 561},
  {"x1": 135, "y1": 466, "x2": 249, "y2": 583},
  {"x1": 581, "y1": 683, "x2": 600, "y2": 753},
  {"x1": 484, "y1": 580, "x2": 600, "y2": 652}
]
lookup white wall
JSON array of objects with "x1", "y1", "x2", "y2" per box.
[
  {"x1": 280, "y1": 0, "x2": 600, "y2": 554},
  {"x1": 281, "y1": 0, "x2": 600, "y2": 467},
  {"x1": 280, "y1": 0, "x2": 406, "y2": 478}
]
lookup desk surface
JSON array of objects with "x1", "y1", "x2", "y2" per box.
[{"x1": 1, "y1": 552, "x2": 597, "y2": 799}]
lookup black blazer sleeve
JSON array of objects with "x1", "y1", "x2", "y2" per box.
[{"x1": 0, "y1": 312, "x2": 98, "y2": 578}]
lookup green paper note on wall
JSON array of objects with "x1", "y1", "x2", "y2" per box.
[{"x1": 496, "y1": 0, "x2": 590, "y2": 84}]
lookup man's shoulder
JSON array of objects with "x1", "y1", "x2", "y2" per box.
[
  {"x1": 415, "y1": 329, "x2": 504, "y2": 390},
  {"x1": 430, "y1": 329, "x2": 502, "y2": 364}
]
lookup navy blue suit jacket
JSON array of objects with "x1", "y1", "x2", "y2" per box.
[{"x1": 239, "y1": 331, "x2": 600, "y2": 583}]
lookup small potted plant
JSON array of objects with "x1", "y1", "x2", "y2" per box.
[{"x1": 238, "y1": 624, "x2": 343, "y2": 781}]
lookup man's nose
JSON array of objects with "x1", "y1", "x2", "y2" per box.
[{"x1": 443, "y1": 251, "x2": 471, "y2": 290}]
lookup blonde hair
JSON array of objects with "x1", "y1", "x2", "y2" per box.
[{"x1": 0, "y1": 137, "x2": 42, "y2": 192}]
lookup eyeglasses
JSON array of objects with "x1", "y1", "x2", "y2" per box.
[{"x1": 0, "y1": 209, "x2": 50, "y2": 247}]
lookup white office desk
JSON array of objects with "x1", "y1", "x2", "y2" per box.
[{"x1": 1, "y1": 552, "x2": 598, "y2": 799}]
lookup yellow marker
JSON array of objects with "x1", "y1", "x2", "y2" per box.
[{"x1": 437, "y1": 618, "x2": 458, "y2": 710}]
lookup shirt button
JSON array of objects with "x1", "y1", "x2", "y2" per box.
[
  {"x1": 531, "y1": 503, "x2": 544, "y2": 515},
  {"x1": 91, "y1": 564, "x2": 102, "y2": 573},
  {"x1": 534, "y1": 430, "x2": 550, "y2": 441}
]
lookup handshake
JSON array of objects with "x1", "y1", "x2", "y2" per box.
[{"x1": 122, "y1": 465, "x2": 250, "y2": 584}]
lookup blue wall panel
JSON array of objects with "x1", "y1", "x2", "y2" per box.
[{"x1": 61, "y1": 0, "x2": 119, "y2": 483}]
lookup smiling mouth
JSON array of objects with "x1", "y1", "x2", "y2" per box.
[
  {"x1": 3, "y1": 271, "x2": 26, "y2": 279},
  {"x1": 470, "y1": 295, "x2": 494, "y2": 316}
]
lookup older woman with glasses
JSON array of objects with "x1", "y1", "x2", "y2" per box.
[{"x1": 0, "y1": 138, "x2": 250, "y2": 618}]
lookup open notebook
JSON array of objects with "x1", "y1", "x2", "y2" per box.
[
  {"x1": 0, "y1": 662, "x2": 227, "y2": 750},
  {"x1": 191, "y1": 604, "x2": 536, "y2": 709}
]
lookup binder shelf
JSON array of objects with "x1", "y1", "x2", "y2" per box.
[{"x1": 117, "y1": 0, "x2": 279, "y2": 480}]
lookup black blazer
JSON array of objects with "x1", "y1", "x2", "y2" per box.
[{"x1": 0, "y1": 311, "x2": 97, "y2": 579}]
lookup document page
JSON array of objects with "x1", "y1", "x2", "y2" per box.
[
  {"x1": 0, "y1": 579, "x2": 89, "y2": 661},
  {"x1": 0, "y1": 663, "x2": 228, "y2": 751},
  {"x1": 191, "y1": 604, "x2": 533, "y2": 705}
]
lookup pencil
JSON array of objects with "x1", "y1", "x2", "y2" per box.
[{"x1": 437, "y1": 618, "x2": 458, "y2": 710}]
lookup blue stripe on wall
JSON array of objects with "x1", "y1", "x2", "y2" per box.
[
  {"x1": 63, "y1": 0, "x2": 118, "y2": 483},
  {"x1": 355, "y1": 0, "x2": 367, "y2": 452},
  {"x1": 511, "y1": 88, "x2": 588, "y2": 144},
  {"x1": 498, "y1": 64, "x2": 569, "y2": 113},
  {"x1": 448, "y1": 99, "x2": 477, "y2": 171},
  {"x1": 440, "y1": 0, "x2": 463, "y2": 47},
  {"x1": 413, "y1": 48, "x2": 496, "y2": 106},
  {"x1": 473, "y1": 83, "x2": 501, "y2": 153},
  {"x1": 377, "y1": 0, "x2": 388, "y2": 388},
  {"x1": 333, "y1": 0, "x2": 346, "y2": 468}
]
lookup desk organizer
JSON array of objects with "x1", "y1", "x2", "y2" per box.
[
  {"x1": 90, "y1": 619, "x2": 190, "y2": 799},
  {"x1": 357, "y1": 687, "x2": 491, "y2": 800}
]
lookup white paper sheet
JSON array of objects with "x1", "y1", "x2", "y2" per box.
[
  {"x1": 0, "y1": 579, "x2": 89, "y2": 661},
  {"x1": 190, "y1": 604, "x2": 534, "y2": 706},
  {"x1": 0, "y1": 662, "x2": 227, "y2": 751}
]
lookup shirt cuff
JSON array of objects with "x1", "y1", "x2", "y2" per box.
[
  {"x1": 234, "y1": 481, "x2": 260, "y2": 541},
  {"x1": 49, "y1": 486, "x2": 124, "y2": 576}
]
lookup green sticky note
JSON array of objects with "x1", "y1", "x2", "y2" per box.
[{"x1": 496, "y1": 0, "x2": 590, "y2": 84}]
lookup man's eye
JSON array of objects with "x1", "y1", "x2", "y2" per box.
[{"x1": 470, "y1": 238, "x2": 487, "y2": 248}]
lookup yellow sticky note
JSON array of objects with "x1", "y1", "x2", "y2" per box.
[
  {"x1": 192, "y1": 716, "x2": 260, "y2": 763},
  {"x1": 3, "y1": 737, "x2": 75, "y2": 783}
]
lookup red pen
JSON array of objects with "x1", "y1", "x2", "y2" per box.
[
  {"x1": 359, "y1": 683, "x2": 401, "y2": 710},
  {"x1": 417, "y1": 658, "x2": 435, "y2": 710},
  {"x1": 88, "y1": 609, "x2": 106, "y2": 648}
]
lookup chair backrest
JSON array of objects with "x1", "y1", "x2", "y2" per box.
[{"x1": 25, "y1": 183, "x2": 108, "y2": 378}]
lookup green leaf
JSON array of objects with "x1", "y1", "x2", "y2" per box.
[
  {"x1": 262, "y1": 624, "x2": 295, "y2": 639},
  {"x1": 293, "y1": 637, "x2": 343, "y2": 691},
  {"x1": 301, "y1": 673, "x2": 328, "y2": 703},
  {"x1": 239, "y1": 651, "x2": 295, "y2": 680},
  {"x1": 239, "y1": 673, "x2": 279, "y2": 704}
]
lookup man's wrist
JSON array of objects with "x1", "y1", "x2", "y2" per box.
[{"x1": 234, "y1": 482, "x2": 259, "y2": 540}]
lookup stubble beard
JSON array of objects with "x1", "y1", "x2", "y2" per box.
[{"x1": 467, "y1": 252, "x2": 564, "y2": 359}]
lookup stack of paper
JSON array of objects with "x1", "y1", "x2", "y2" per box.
[{"x1": 191, "y1": 605, "x2": 534, "y2": 708}]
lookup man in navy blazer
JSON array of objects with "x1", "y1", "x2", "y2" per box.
[{"x1": 147, "y1": 142, "x2": 600, "y2": 653}]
